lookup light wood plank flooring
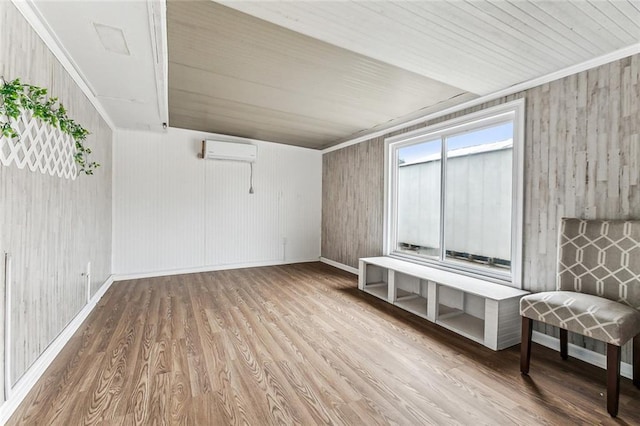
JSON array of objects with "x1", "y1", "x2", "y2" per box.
[{"x1": 8, "y1": 263, "x2": 640, "y2": 424}]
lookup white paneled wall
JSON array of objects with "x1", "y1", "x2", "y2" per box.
[{"x1": 113, "y1": 128, "x2": 321, "y2": 275}]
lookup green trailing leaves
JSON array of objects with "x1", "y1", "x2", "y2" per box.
[{"x1": 0, "y1": 77, "x2": 99, "y2": 175}]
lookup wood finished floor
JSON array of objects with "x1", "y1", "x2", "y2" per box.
[{"x1": 8, "y1": 262, "x2": 640, "y2": 425}]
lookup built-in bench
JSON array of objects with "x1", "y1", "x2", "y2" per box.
[{"x1": 358, "y1": 256, "x2": 529, "y2": 350}]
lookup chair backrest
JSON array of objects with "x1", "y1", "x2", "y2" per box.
[{"x1": 557, "y1": 218, "x2": 640, "y2": 309}]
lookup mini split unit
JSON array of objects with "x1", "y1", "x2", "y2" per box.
[{"x1": 201, "y1": 140, "x2": 257, "y2": 162}]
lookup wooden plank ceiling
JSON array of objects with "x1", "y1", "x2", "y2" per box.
[{"x1": 168, "y1": 0, "x2": 640, "y2": 149}]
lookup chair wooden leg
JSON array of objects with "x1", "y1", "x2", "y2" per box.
[
  {"x1": 634, "y1": 335, "x2": 640, "y2": 388},
  {"x1": 559, "y1": 328, "x2": 568, "y2": 360},
  {"x1": 607, "y1": 343, "x2": 621, "y2": 417},
  {"x1": 521, "y1": 317, "x2": 533, "y2": 375}
]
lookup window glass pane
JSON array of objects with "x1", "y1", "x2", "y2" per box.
[
  {"x1": 444, "y1": 121, "x2": 513, "y2": 270},
  {"x1": 396, "y1": 139, "x2": 441, "y2": 257}
]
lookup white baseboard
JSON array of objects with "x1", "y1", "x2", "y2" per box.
[
  {"x1": 113, "y1": 258, "x2": 322, "y2": 281},
  {"x1": 0, "y1": 275, "x2": 115, "y2": 424},
  {"x1": 320, "y1": 257, "x2": 358, "y2": 275},
  {"x1": 532, "y1": 330, "x2": 633, "y2": 379}
]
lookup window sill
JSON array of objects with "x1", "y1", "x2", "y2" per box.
[{"x1": 388, "y1": 252, "x2": 518, "y2": 289}]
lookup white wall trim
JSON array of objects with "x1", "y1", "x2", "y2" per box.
[
  {"x1": 320, "y1": 257, "x2": 358, "y2": 275},
  {"x1": 10, "y1": 0, "x2": 116, "y2": 131},
  {"x1": 3, "y1": 254, "x2": 13, "y2": 402},
  {"x1": 323, "y1": 43, "x2": 640, "y2": 154},
  {"x1": 147, "y1": 0, "x2": 169, "y2": 126},
  {"x1": 532, "y1": 331, "x2": 633, "y2": 380},
  {"x1": 113, "y1": 258, "x2": 321, "y2": 281},
  {"x1": 0, "y1": 275, "x2": 114, "y2": 425}
]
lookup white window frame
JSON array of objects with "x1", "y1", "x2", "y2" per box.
[{"x1": 383, "y1": 99, "x2": 525, "y2": 288}]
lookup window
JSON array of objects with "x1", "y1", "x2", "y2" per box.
[{"x1": 385, "y1": 100, "x2": 524, "y2": 287}]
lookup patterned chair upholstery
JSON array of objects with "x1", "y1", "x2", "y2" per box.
[{"x1": 519, "y1": 218, "x2": 640, "y2": 417}]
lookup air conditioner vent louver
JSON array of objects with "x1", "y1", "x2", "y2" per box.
[{"x1": 201, "y1": 140, "x2": 257, "y2": 162}]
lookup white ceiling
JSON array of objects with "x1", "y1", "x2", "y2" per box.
[
  {"x1": 221, "y1": 0, "x2": 640, "y2": 96},
  {"x1": 27, "y1": 0, "x2": 640, "y2": 148},
  {"x1": 31, "y1": 0, "x2": 167, "y2": 132}
]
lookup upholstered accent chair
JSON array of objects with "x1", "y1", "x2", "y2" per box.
[{"x1": 520, "y1": 218, "x2": 640, "y2": 417}]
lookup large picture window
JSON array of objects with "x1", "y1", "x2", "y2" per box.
[{"x1": 386, "y1": 100, "x2": 525, "y2": 287}]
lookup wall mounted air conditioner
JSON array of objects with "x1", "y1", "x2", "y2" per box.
[{"x1": 201, "y1": 140, "x2": 257, "y2": 162}]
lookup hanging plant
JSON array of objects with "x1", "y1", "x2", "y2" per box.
[{"x1": 0, "y1": 77, "x2": 99, "y2": 175}]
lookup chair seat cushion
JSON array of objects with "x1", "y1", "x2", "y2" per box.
[{"x1": 520, "y1": 291, "x2": 640, "y2": 345}]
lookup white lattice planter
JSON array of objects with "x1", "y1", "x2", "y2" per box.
[{"x1": 0, "y1": 110, "x2": 78, "y2": 179}]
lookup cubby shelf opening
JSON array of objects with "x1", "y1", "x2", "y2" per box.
[{"x1": 358, "y1": 257, "x2": 528, "y2": 350}]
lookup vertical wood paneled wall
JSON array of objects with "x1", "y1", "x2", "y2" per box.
[
  {"x1": 113, "y1": 128, "x2": 321, "y2": 275},
  {"x1": 322, "y1": 54, "x2": 640, "y2": 359},
  {"x1": 0, "y1": 2, "x2": 112, "y2": 400},
  {"x1": 322, "y1": 138, "x2": 385, "y2": 267}
]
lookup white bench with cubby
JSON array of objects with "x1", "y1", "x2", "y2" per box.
[{"x1": 358, "y1": 256, "x2": 529, "y2": 350}]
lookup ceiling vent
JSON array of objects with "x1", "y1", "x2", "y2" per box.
[
  {"x1": 201, "y1": 140, "x2": 257, "y2": 162},
  {"x1": 94, "y1": 23, "x2": 130, "y2": 56}
]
